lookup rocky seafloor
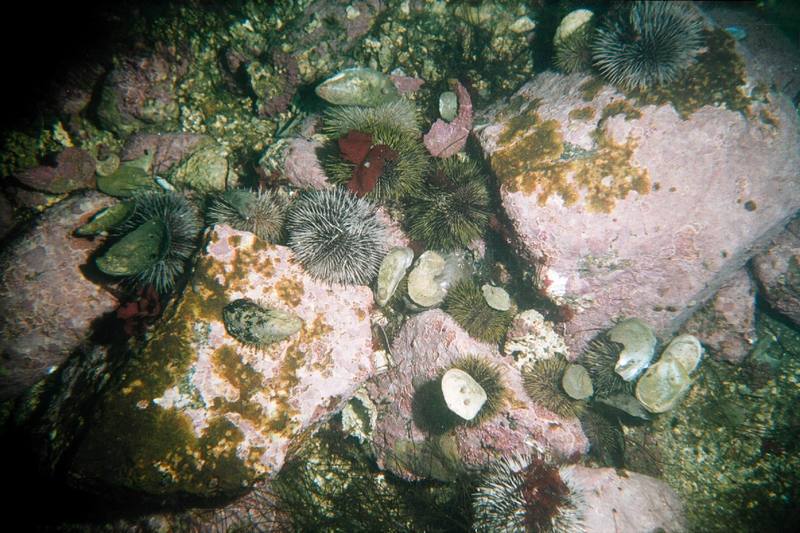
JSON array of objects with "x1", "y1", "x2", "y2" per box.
[{"x1": 1, "y1": 1, "x2": 799, "y2": 531}]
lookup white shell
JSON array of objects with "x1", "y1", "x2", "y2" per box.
[
  {"x1": 481, "y1": 284, "x2": 512, "y2": 311},
  {"x1": 610, "y1": 318, "x2": 657, "y2": 381},
  {"x1": 407, "y1": 251, "x2": 447, "y2": 307},
  {"x1": 661, "y1": 334, "x2": 703, "y2": 375},
  {"x1": 375, "y1": 247, "x2": 414, "y2": 306},
  {"x1": 441, "y1": 368, "x2": 487, "y2": 421},
  {"x1": 562, "y1": 364, "x2": 593, "y2": 400},
  {"x1": 635, "y1": 357, "x2": 691, "y2": 414}
]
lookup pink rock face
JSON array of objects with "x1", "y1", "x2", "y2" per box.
[
  {"x1": 16, "y1": 147, "x2": 96, "y2": 194},
  {"x1": 0, "y1": 192, "x2": 118, "y2": 400},
  {"x1": 121, "y1": 133, "x2": 211, "y2": 175},
  {"x1": 423, "y1": 80, "x2": 473, "y2": 158},
  {"x1": 476, "y1": 71, "x2": 800, "y2": 355},
  {"x1": 563, "y1": 465, "x2": 687, "y2": 533},
  {"x1": 282, "y1": 137, "x2": 331, "y2": 190},
  {"x1": 150, "y1": 224, "x2": 376, "y2": 477},
  {"x1": 752, "y1": 217, "x2": 800, "y2": 327},
  {"x1": 366, "y1": 310, "x2": 587, "y2": 481},
  {"x1": 682, "y1": 268, "x2": 756, "y2": 363}
]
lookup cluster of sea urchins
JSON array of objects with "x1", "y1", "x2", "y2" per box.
[
  {"x1": 285, "y1": 188, "x2": 388, "y2": 285},
  {"x1": 473, "y1": 454, "x2": 584, "y2": 533},
  {"x1": 591, "y1": 1, "x2": 705, "y2": 90}
]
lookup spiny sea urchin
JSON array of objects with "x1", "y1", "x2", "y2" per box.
[
  {"x1": 554, "y1": 9, "x2": 595, "y2": 74},
  {"x1": 592, "y1": 1, "x2": 704, "y2": 90},
  {"x1": 285, "y1": 188, "x2": 388, "y2": 285},
  {"x1": 206, "y1": 188, "x2": 288, "y2": 243},
  {"x1": 322, "y1": 99, "x2": 429, "y2": 201},
  {"x1": 578, "y1": 408, "x2": 626, "y2": 468},
  {"x1": 449, "y1": 355, "x2": 507, "y2": 426},
  {"x1": 522, "y1": 355, "x2": 585, "y2": 418},
  {"x1": 444, "y1": 278, "x2": 514, "y2": 344},
  {"x1": 405, "y1": 157, "x2": 491, "y2": 251},
  {"x1": 473, "y1": 454, "x2": 585, "y2": 533},
  {"x1": 96, "y1": 190, "x2": 201, "y2": 292},
  {"x1": 581, "y1": 334, "x2": 634, "y2": 399}
]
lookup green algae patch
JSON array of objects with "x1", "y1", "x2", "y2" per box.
[
  {"x1": 568, "y1": 106, "x2": 596, "y2": 121},
  {"x1": 491, "y1": 108, "x2": 650, "y2": 213},
  {"x1": 627, "y1": 29, "x2": 750, "y2": 119},
  {"x1": 601, "y1": 100, "x2": 642, "y2": 121},
  {"x1": 578, "y1": 77, "x2": 605, "y2": 102}
]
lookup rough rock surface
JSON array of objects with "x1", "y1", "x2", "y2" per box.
[
  {"x1": 366, "y1": 310, "x2": 587, "y2": 481},
  {"x1": 752, "y1": 217, "x2": 800, "y2": 326},
  {"x1": 121, "y1": 133, "x2": 211, "y2": 175},
  {"x1": 68, "y1": 224, "x2": 375, "y2": 499},
  {"x1": 476, "y1": 71, "x2": 800, "y2": 354},
  {"x1": 0, "y1": 192, "x2": 117, "y2": 400},
  {"x1": 682, "y1": 267, "x2": 756, "y2": 364},
  {"x1": 15, "y1": 147, "x2": 97, "y2": 194},
  {"x1": 282, "y1": 137, "x2": 331, "y2": 190},
  {"x1": 564, "y1": 465, "x2": 687, "y2": 533}
]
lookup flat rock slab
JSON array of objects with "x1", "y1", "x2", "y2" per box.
[
  {"x1": 476, "y1": 71, "x2": 800, "y2": 354},
  {"x1": 565, "y1": 465, "x2": 687, "y2": 533},
  {"x1": 752, "y1": 217, "x2": 800, "y2": 327},
  {"x1": 69, "y1": 224, "x2": 375, "y2": 499},
  {"x1": 0, "y1": 192, "x2": 117, "y2": 400},
  {"x1": 366, "y1": 309, "x2": 587, "y2": 481}
]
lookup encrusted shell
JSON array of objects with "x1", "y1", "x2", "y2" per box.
[
  {"x1": 661, "y1": 334, "x2": 703, "y2": 375},
  {"x1": 407, "y1": 250, "x2": 447, "y2": 307},
  {"x1": 635, "y1": 357, "x2": 691, "y2": 414},
  {"x1": 222, "y1": 298, "x2": 303, "y2": 347},
  {"x1": 610, "y1": 318, "x2": 657, "y2": 381},
  {"x1": 481, "y1": 284, "x2": 512, "y2": 311},
  {"x1": 562, "y1": 363, "x2": 593, "y2": 400},
  {"x1": 441, "y1": 368, "x2": 487, "y2": 421},
  {"x1": 375, "y1": 246, "x2": 414, "y2": 306}
]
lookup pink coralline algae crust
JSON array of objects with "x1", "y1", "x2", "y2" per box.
[
  {"x1": 390, "y1": 74, "x2": 425, "y2": 95},
  {"x1": 366, "y1": 310, "x2": 587, "y2": 481},
  {"x1": 682, "y1": 267, "x2": 756, "y2": 364},
  {"x1": 752, "y1": 217, "x2": 800, "y2": 327},
  {"x1": 15, "y1": 147, "x2": 96, "y2": 194},
  {"x1": 121, "y1": 133, "x2": 211, "y2": 175},
  {"x1": 0, "y1": 191, "x2": 118, "y2": 400},
  {"x1": 476, "y1": 71, "x2": 800, "y2": 356},
  {"x1": 283, "y1": 137, "x2": 332, "y2": 190},
  {"x1": 423, "y1": 80, "x2": 473, "y2": 158},
  {"x1": 563, "y1": 465, "x2": 687, "y2": 533},
  {"x1": 132, "y1": 224, "x2": 375, "y2": 480}
]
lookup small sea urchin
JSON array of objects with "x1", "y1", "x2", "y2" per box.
[
  {"x1": 206, "y1": 188, "x2": 288, "y2": 243},
  {"x1": 444, "y1": 278, "x2": 514, "y2": 344},
  {"x1": 522, "y1": 356, "x2": 585, "y2": 418},
  {"x1": 96, "y1": 191, "x2": 201, "y2": 292},
  {"x1": 473, "y1": 454, "x2": 584, "y2": 533},
  {"x1": 322, "y1": 99, "x2": 429, "y2": 201},
  {"x1": 405, "y1": 157, "x2": 491, "y2": 251},
  {"x1": 554, "y1": 9, "x2": 595, "y2": 74},
  {"x1": 592, "y1": 1, "x2": 704, "y2": 90},
  {"x1": 285, "y1": 188, "x2": 387, "y2": 285},
  {"x1": 581, "y1": 334, "x2": 634, "y2": 399}
]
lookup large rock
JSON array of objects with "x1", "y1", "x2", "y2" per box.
[
  {"x1": 564, "y1": 465, "x2": 687, "y2": 532},
  {"x1": 475, "y1": 68, "x2": 800, "y2": 354},
  {"x1": 67, "y1": 224, "x2": 376, "y2": 500},
  {"x1": 0, "y1": 192, "x2": 117, "y2": 400},
  {"x1": 752, "y1": 217, "x2": 800, "y2": 327},
  {"x1": 365, "y1": 310, "x2": 587, "y2": 481}
]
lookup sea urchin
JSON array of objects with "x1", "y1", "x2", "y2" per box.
[
  {"x1": 592, "y1": 1, "x2": 704, "y2": 90},
  {"x1": 444, "y1": 278, "x2": 514, "y2": 344},
  {"x1": 522, "y1": 355, "x2": 585, "y2": 418},
  {"x1": 206, "y1": 188, "x2": 288, "y2": 243},
  {"x1": 285, "y1": 188, "x2": 387, "y2": 285}
]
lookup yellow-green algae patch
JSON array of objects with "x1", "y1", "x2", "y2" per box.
[
  {"x1": 491, "y1": 108, "x2": 650, "y2": 213},
  {"x1": 275, "y1": 277, "x2": 304, "y2": 307},
  {"x1": 601, "y1": 100, "x2": 642, "y2": 121},
  {"x1": 568, "y1": 106, "x2": 596, "y2": 121},
  {"x1": 627, "y1": 29, "x2": 750, "y2": 119}
]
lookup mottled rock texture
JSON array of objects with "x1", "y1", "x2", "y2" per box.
[
  {"x1": 68, "y1": 224, "x2": 375, "y2": 500},
  {"x1": 564, "y1": 465, "x2": 687, "y2": 533},
  {"x1": 0, "y1": 192, "x2": 117, "y2": 400},
  {"x1": 366, "y1": 310, "x2": 587, "y2": 481},
  {"x1": 476, "y1": 69, "x2": 800, "y2": 355},
  {"x1": 121, "y1": 133, "x2": 211, "y2": 175},
  {"x1": 752, "y1": 217, "x2": 800, "y2": 326},
  {"x1": 282, "y1": 137, "x2": 331, "y2": 190},
  {"x1": 15, "y1": 147, "x2": 96, "y2": 194},
  {"x1": 682, "y1": 268, "x2": 756, "y2": 364}
]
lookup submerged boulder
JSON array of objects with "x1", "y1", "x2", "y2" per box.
[
  {"x1": 67, "y1": 224, "x2": 375, "y2": 500},
  {"x1": 476, "y1": 58, "x2": 800, "y2": 354}
]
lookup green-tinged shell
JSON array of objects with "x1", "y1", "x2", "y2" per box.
[
  {"x1": 315, "y1": 67, "x2": 400, "y2": 107},
  {"x1": 562, "y1": 364, "x2": 593, "y2": 400},
  {"x1": 75, "y1": 201, "x2": 134, "y2": 236},
  {"x1": 635, "y1": 356, "x2": 691, "y2": 414},
  {"x1": 375, "y1": 246, "x2": 414, "y2": 307},
  {"x1": 96, "y1": 219, "x2": 166, "y2": 276},
  {"x1": 96, "y1": 154, "x2": 158, "y2": 197},
  {"x1": 222, "y1": 298, "x2": 303, "y2": 348},
  {"x1": 439, "y1": 91, "x2": 458, "y2": 121}
]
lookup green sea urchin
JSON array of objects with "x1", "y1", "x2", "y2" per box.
[
  {"x1": 206, "y1": 188, "x2": 288, "y2": 243},
  {"x1": 444, "y1": 278, "x2": 514, "y2": 344},
  {"x1": 522, "y1": 356, "x2": 585, "y2": 418},
  {"x1": 96, "y1": 190, "x2": 201, "y2": 292},
  {"x1": 322, "y1": 99, "x2": 429, "y2": 201},
  {"x1": 405, "y1": 157, "x2": 491, "y2": 251},
  {"x1": 592, "y1": 1, "x2": 704, "y2": 90},
  {"x1": 285, "y1": 188, "x2": 387, "y2": 285},
  {"x1": 473, "y1": 454, "x2": 585, "y2": 533},
  {"x1": 449, "y1": 355, "x2": 507, "y2": 427},
  {"x1": 578, "y1": 408, "x2": 625, "y2": 468},
  {"x1": 581, "y1": 334, "x2": 634, "y2": 399},
  {"x1": 554, "y1": 9, "x2": 595, "y2": 74}
]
